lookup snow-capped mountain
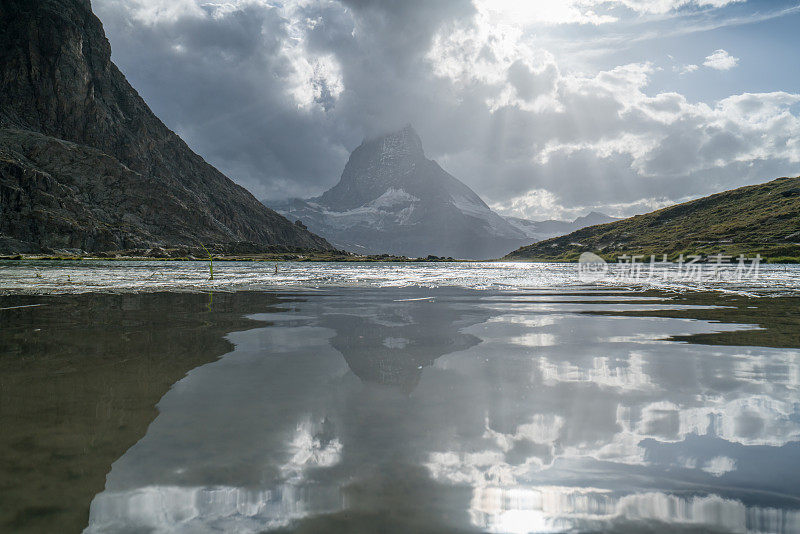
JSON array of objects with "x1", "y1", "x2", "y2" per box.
[{"x1": 269, "y1": 126, "x2": 614, "y2": 259}]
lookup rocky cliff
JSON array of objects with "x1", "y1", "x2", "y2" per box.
[{"x1": 0, "y1": 0, "x2": 332, "y2": 253}]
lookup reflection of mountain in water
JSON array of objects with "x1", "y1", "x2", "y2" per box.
[{"x1": 321, "y1": 298, "x2": 482, "y2": 391}]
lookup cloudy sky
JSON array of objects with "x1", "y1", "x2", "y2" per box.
[{"x1": 94, "y1": 0, "x2": 800, "y2": 220}]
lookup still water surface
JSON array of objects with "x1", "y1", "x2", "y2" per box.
[{"x1": 1, "y1": 262, "x2": 800, "y2": 533}]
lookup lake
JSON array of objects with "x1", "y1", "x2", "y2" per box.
[{"x1": 1, "y1": 261, "x2": 800, "y2": 533}]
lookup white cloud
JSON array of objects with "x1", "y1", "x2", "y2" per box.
[
  {"x1": 474, "y1": 0, "x2": 617, "y2": 26},
  {"x1": 492, "y1": 54, "x2": 797, "y2": 206},
  {"x1": 703, "y1": 49, "x2": 739, "y2": 70},
  {"x1": 675, "y1": 63, "x2": 699, "y2": 75},
  {"x1": 466, "y1": 51, "x2": 799, "y2": 217},
  {"x1": 472, "y1": 0, "x2": 745, "y2": 26},
  {"x1": 493, "y1": 189, "x2": 563, "y2": 220},
  {"x1": 122, "y1": 0, "x2": 204, "y2": 25},
  {"x1": 426, "y1": 11, "x2": 562, "y2": 112},
  {"x1": 493, "y1": 194, "x2": 678, "y2": 221},
  {"x1": 276, "y1": 2, "x2": 345, "y2": 111},
  {"x1": 599, "y1": 0, "x2": 745, "y2": 15}
]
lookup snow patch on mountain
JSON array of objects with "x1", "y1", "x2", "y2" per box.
[
  {"x1": 450, "y1": 195, "x2": 525, "y2": 238},
  {"x1": 286, "y1": 188, "x2": 420, "y2": 231},
  {"x1": 371, "y1": 188, "x2": 420, "y2": 208}
]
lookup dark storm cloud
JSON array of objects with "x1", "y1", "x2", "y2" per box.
[
  {"x1": 95, "y1": 1, "x2": 345, "y2": 199},
  {"x1": 93, "y1": 0, "x2": 800, "y2": 218},
  {"x1": 95, "y1": 0, "x2": 478, "y2": 200}
]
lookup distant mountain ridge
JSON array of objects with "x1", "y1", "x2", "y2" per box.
[
  {"x1": 0, "y1": 0, "x2": 331, "y2": 253},
  {"x1": 505, "y1": 176, "x2": 800, "y2": 261},
  {"x1": 270, "y1": 125, "x2": 614, "y2": 259},
  {"x1": 504, "y1": 211, "x2": 619, "y2": 242}
]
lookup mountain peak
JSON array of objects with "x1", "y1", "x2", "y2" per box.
[
  {"x1": 317, "y1": 124, "x2": 427, "y2": 210},
  {"x1": 573, "y1": 211, "x2": 617, "y2": 226},
  {"x1": 279, "y1": 122, "x2": 534, "y2": 258},
  {"x1": 364, "y1": 124, "x2": 424, "y2": 158}
]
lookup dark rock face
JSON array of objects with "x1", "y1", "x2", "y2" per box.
[
  {"x1": 0, "y1": 0, "x2": 332, "y2": 253},
  {"x1": 272, "y1": 125, "x2": 535, "y2": 259}
]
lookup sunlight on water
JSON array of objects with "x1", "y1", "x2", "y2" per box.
[{"x1": 1, "y1": 260, "x2": 799, "y2": 295}]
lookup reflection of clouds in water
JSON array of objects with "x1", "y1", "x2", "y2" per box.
[
  {"x1": 539, "y1": 352, "x2": 653, "y2": 390},
  {"x1": 489, "y1": 415, "x2": 564, "y2": 450},
  {"x1": 87, "y1": 417, "x2": 343, "y2": 533},
  {"x1": 427, "y1": 370, "x2": 800, "y2": 486},
  {"x1": 426, "y1": 450, "x2": 512, "y2": 486},
  {"x1": 88, "y1": 485, "x2": 306, "y2": 533},
  {"x1": 702, "y1": 456, "x2": 737, "y2": 477},
  {"x1": 280, "y1": 418, "x2": 342, "y2": 483},
  {"x1": 733, "y1": 350, "x2": 800, "y2": 388},
  {"x1": 510, "y1": 332, "x2": 557, "y2": 347},
  {"x1": 485, "y1": 415, "x2": 563, "y2": 471},
  {"x1": 426, "y1": 415, "x2": 564, "y2": 486},
  {"x1": 469, "y1": 487, "x2": 800, "y2": 534},
  {"x1": 426, "y1": 309, "x2": 800, "y2": 530},
  {"x1": 488, "y1": 315, "x2": 559, "y2": 327},
  {"x1": 632, "y1": 395, "x2": 800, "y2": 447}
]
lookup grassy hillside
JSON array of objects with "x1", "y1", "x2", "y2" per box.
[{"x1": 504, "y1": 176, "x2": 800, "y2": 262}]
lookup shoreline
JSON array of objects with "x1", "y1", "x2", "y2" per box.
[
  {"x1": 2, "y1": 254, "x2": 798, "y2": 264},
  {"x1": 0, "y1": 253, "x2": 464, "y2": 263}
]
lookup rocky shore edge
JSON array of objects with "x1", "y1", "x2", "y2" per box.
[{"x1": 0, "y1": 242, "x2": 458, "y2": 262}]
